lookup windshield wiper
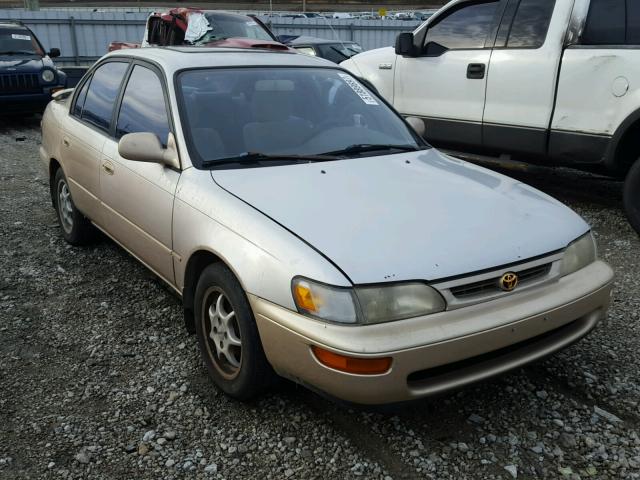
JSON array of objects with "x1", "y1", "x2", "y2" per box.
[
  {"x1": 202, "y1": 151, "x2": 339, "y2": 169},
  {"x1": 321, "y1": 144, "x2": 424, "y2": 157}
]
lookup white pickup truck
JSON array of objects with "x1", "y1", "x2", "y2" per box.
[{"x1": 342, "y1": 0, "x2": 640, "y2": 233}]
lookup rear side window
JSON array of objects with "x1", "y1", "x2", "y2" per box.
[
  {"x1": 72, "y1": 75, "x2": 91, "y2": 117},
  {"x1": 506, "y1": 0, "x2": 556, "y2": 48},
  {"x1": 425, "y1": 1, "x2": 500, "y2": 50},
  {"x1": 627, "y1": 2, "x2": 640, "y2": 44},
  {"x1": 582, "y1": 0, "x2": 625, "y2": 45},
  {"x1": 81, "y1": 61, "x2": 128, "y2": 131},
  {"x1": 116, "y1": 65, "x2": 171, "y2": 147}
]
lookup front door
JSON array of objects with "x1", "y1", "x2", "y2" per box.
[
  {"x1": 100, "y1": 64, "x2": 179, "y2": 284},
  {"x1": 394, "y1": 0, "x2": 503, "y2": 150}
]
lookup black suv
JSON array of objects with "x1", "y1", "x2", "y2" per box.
[{"x1": 0, "y1": 21, "x2": 66, "y2": 114}]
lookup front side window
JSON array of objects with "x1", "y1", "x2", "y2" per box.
[
  {"x1": 424, "y1": 1, "x2": 500, "y2": 50},
  {"x1": 506, "y1": 0, "x2": 556, "y2": 48},
  {"x1": 581, "y1": 0, "x2": 625, "y2": 45},
  {"x1": 316, "y1": 43, "x2": 363, "y2": 62},
  {"x1": 0, "y1": 28, "x2": 44, "y2": 56},
  {"x1": 177, "y1": 68, "x2": 421, "y2": 167},
  {"x1": 81, "y1": 62, "x2": 129, "y2": 131},
  {"x1": 116, "y1": 65, "x2": 170, "y2": 147}
]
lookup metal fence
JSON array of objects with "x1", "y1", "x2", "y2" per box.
[{"x1": 0, "y1": 9, "x2": 421, "y2": 66}]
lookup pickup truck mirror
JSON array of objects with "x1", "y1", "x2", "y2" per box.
[
  {"x1": 48, "y1": 48, "x2": 61, "y2": 58},
  {"x1": 406, "y1": 116, "x2": 425, "y2": 137},
  {"x1": 118, "y1": 132, "x2": 180, "y2": 169},
  {"x1": 423, "y1": 41, "x2": 448, "y2": 57},
  {"x1": 395, "y1": 32, "x2": 416, "y2": 56}
]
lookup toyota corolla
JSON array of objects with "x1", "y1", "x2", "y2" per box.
[{"x1": 40, "y1": 47, "x2": 614, "y2": 405}]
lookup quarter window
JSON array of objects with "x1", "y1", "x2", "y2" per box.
[
  {"x1": 581, "y1": 0, "x2": 625, "y2": 45},
  {"x1": 424, "y1": 1, "x2": 500, "y2": 50},
  {"x1": 116, "y1": 65, "x2": 170, "y2": 147},
  {"x1": 72, "y1": 75, "x2": 91, "y2": 117},
  {"x1": 81, "y1": 62, "x2": 128, "y2": 131},
  {"x1": 506, "y1": 0, "x2": 556, "y2": 48}
]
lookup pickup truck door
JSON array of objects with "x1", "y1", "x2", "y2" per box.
[
  {"x1": 394, "y1": 1, "x2": 504, "y2": 150},
  {"x1": 100, "y1": 64, "x2": 179, "y2": 285},
  {"x1": 482, "y1": 0, "x2": 569, "y2": 157}
]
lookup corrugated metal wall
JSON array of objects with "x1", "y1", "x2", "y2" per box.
[{"x1": 0, "y1": 9, "x2": 421, "y2": 66}]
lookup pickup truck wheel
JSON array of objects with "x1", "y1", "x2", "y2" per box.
[
  {"x1": 624, "y1": 159, "x2": 640, "y2": 235},
  {"x1": 194, "y1": 263, "x2": 275, "y2": 400},
  {"x1": 53, "y1": 169, "x2": 94, "y2": 245}
]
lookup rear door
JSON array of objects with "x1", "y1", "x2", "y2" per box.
[
  {"x1": 394, "y1": 1, "x2": 503, "y2": 150},
  {"x1": 482, "y1": 0, "x2": 566, "y2": 157},
  {"x1": 62, "y1": 60, "x2": 129, "y2": 225}
]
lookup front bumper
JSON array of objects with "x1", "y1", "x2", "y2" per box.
[
  {"x1": 0, "y1": 89, "x2": 59, "y2": 114},
  {"x1": 251, "y1": 260, "x2": 614, "y2": 405}
]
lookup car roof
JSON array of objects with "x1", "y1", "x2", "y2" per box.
[
  {"x1": 102, "y1": 46, "x2": 340, "y2": 72},
  {"x1": 0, "y1": 22, "x2": 30, "y2": 30}
]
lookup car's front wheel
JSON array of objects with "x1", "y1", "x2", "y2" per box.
[
  {"x1": 624, "y1": 159, "x2": 640, "y2": 235},
  {"x1": 53, "y1": 168, "x2": 94, "y2": 245},
  {"x1": 194, "y1": 263, "x2": 275, "y2": 400}
]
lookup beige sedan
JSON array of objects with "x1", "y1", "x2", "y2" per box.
[{"x1": 40, "y1": 47, "x2": 614, "y2": 405}]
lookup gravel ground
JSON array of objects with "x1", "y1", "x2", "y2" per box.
[{"x1": 1, "y1": 117, "x2": 639, "y2": 480}]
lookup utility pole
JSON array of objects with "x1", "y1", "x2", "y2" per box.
[{"x1": 302, "y1": 0, "x2": 306, "y2": 12}]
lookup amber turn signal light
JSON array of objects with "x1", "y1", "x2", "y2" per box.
[{"x1": 311, "y1": 346, "x2": 392, "y2": 375}]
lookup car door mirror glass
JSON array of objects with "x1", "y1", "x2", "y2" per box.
[
  {"x1": 48, "y1": 48, "x2": 61, "y2": 58},
  {"x1": 395, "y1": 32, "x2": 416, "y2": 56},
  {"x1": 118, "y1": 132, "x2": 179, "y2": 169},
  {"x1": 423, "y1": 41, "x2": 448, "y2": 57}
]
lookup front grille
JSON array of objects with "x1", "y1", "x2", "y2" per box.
[
  {"x1": 0, "y1": 73, "x2": 41, "y2": 95},
  {"x1": 450, "y1": 263, "x2": 552, "y2": 299}
]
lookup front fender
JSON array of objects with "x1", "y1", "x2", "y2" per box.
[{"x1": 341, "y1": 47, "x2": 398, "y2": 104}]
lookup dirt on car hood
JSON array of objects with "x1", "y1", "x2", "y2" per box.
[{"x1": 211, "y1": 149, "x2": 589, "y2": 284}]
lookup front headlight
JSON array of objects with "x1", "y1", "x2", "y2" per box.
[
  {"x1": 41, "y1": 69, "x2": 55, "y2": 83},
  {"x1": 559, "y1": 232, "x2": 597, "y2": 276},
  {"x1": 292, "y1": 277, "x2": 446, "y2": 324}
]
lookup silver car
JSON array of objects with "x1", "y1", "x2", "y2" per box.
[{"x1": 40, "y1": 47, "x2": 614, "y2": 405}]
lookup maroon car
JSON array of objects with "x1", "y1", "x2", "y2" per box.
[{"x1": 109, "y1": 9, "x2": 291, "y2": 52}]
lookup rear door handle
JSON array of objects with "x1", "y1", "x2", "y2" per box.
[
  {"x1": 467, "y1": 63, "x2": 486, "y2": 79},
  {"x1": 62, "y1": 137, "x2": 70, "y2": 147}
]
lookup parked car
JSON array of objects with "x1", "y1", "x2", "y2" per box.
[
  {"x1": 342, "y1": 0, "x2": 640, "y2": 234},
  {"x1": 40, "y1": 47, "x2": 613, "y2": 405},
  {"x1": 0, "y1": 20, "x2": 66, "y2": 114},
  {"x1": 108, "y1": 9, "x2": 290, "y2": 52},
  {"x1": 284, "y1": 35, "x2": 363, "y2": 63}
]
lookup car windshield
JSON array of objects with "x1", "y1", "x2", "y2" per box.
[
  {"x1": 177, "y1": 67, "x2": 423, "y2": 168},
  {"x1": 196, "y1": 14, "x2": 273, "y2": 44},
  {"x1": 0, "y1": 28, "x2": 43, "y2": 55},
  {"x1": 317, "y1": 43, "x2": 363, "y2": 62}
]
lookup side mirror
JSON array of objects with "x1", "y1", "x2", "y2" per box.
[
  {"x1": 48, "y1": 48, "x2": 61, "y2": 58},
  {"x1": 118, "y1": 132, "x2": 180, "y2": 169},
  {"x1": 406, "y1": 116, "x2": 425, "y2": 137},
  {"x1": 395, "y1": 32, "x2": 416, "y2": 56}
]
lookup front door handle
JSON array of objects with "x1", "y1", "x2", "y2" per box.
[
  {"x1": 62, "y1": 137, "x2": 70, "y2": 147},
  {"x1": 467, "y1": 63, "x2": 486, "y2": 79},
  {"x1": 102, "y1": 161, "x2": 114, "y2": 175}
]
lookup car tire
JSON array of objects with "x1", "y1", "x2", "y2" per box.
[
  {"x1": 624, "y1": 159, "x2": 640, "y2": 235},
  {"x1": 53, "y1": 168, "x2": 94, "y2": 245},
  {"x1": 194, "y1": 263, "x2": 276, "y2": 400}
]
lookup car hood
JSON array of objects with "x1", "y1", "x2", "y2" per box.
[
  {"x1": 211, "y1": 149, "x2": 589, "y2": 284},
  {"x1": 0, "y1": 56, "x2": 46, "y2": 72}
]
